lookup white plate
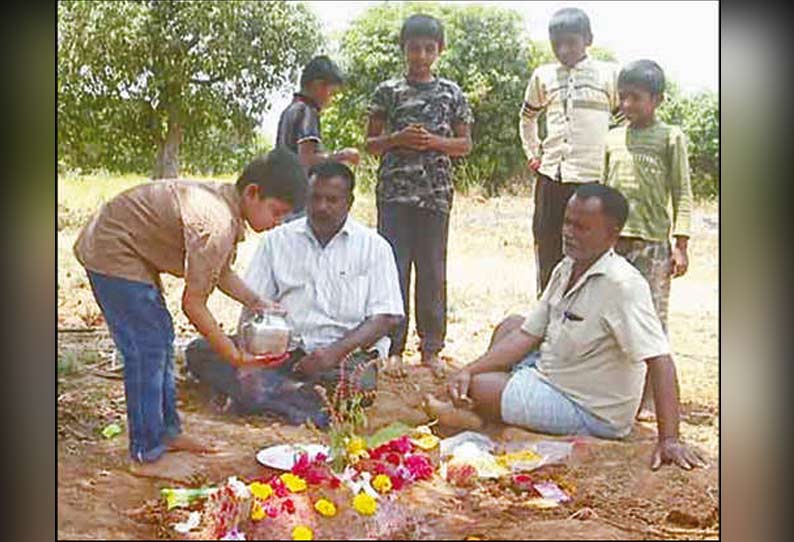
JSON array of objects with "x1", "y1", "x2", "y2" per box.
[{"x1": 255, "y1": 443, "x2": 330, "y2": 471}]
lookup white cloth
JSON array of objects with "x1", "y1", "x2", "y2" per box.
[{"x1": 240, "y1": 217, "x2": 404, "y2": 358}]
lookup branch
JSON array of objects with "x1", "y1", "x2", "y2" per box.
[{"x1": 189, "y1": 76, "x2": 223, "y2": 85}]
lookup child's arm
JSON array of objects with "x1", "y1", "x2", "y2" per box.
[
  {"x1": 425, "y1": 121, "x2": 472, "y2": 156},
  {"x1": 365, "y1": 113, "x2": 431, "y2": 155},
  {"x1": 182, "y1": 285, "x2": 245, "y2": 366},
  {"x1": 298, "y1": 140, "x2": 360, "y2": 168},
  {"x1": 669, "y1": 127, "x2": 694, "y2": 278},
  {"x1": 217, "y1": 267, "x2": 278, "y2": 313},
  {"x1": 519, "y1": 70, "x2": 545, "y2": 170}
]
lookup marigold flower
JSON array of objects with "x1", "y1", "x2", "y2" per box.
[
  {"x1": 372, "y1": 474, "x2": 393, "y2": 494},
  {"x1": 314, "y1": 498, "x2": 337, "y2": 517},
  {"x1": 292, "y1": 525, "x2": 314, "y2": 540},
  {"x1": 249, "y1": 482, "x2": 273, "y2": 501},
  {"x1": 352, "y1": 492, "x2": 378, "y2": 516},
  {"x1": 250, "y1": 500, "x2": 265, "y2": 521},
  {"x1": 280, "y1": 473, "x2": 308, "y2": 493}
]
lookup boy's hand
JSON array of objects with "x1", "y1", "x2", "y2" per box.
[
  {"x1": 448, "y1": 369, "x2": 473, "y2": 408},
  {"x1": 671, "y1": 238, "x2": 689, "y2": 278},
  {"x1": 334, "y1": 147, "x2": 360, "y2": 166},
  {"x1": 392, "y1": 125, "x2": 430, "y2": 151},
  {"x1": 527, "y1": 157, "x2": 542, "y2": 171}
]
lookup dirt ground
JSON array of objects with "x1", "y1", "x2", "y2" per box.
[{"x1": 57, "y1": 178, "x2": 719, "y2": 539}]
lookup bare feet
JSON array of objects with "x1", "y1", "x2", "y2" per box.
[
  {"x1": 635, "y1": 398, "x2": 657, "y2": 422},
  {"x1": 421, "y1": 353, "x2": 446, "y2": 380},
  {"x1": 129, "y1": 453, "x2": 198, "y2": 482},
  {"x1": 383, "y1": 354, "x2": 408, "y2": 378},
  {"x1": 635, "y1": 407, "x2": 657, "y2": 423},
  {"x1": 167, "y1": 434, "x2": 220, "y2": 454},
  {"x1": 422, "y1": 393, "x2": 483, "y2": 430}
]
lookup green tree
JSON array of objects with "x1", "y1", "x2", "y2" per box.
[
  {"x1": 58, "y1": 0, "x2": 321, "y2": 177},
  {"x1": 658, "y1": 82, "x2": 719, "y2": 197},
  {"x1": 323, "y1": 2, "x2": 536, "y2": 195}
]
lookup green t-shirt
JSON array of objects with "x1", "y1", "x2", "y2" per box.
[{"x1": 603, "y1": 120, "x2": 693, "y2": 242}]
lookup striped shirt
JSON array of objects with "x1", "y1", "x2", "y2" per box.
[
  {"x1": 240, "y1": 216, "x2": 404, "y2": 357},
  {"x1": 604, "y1": 120, "x2": 693, "y2": 241},
  {"x1": 519, "y1": 56, "x2": 620, "y2": 183}
]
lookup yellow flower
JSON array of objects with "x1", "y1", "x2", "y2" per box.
[
  {"x1": 372, "y1": 474, "x2": 392, "y2": 494},
  {"x1": 292, "y1": 525, "x2": 314, "y2": 540},
  {"x1": 352, "y1": 492, "x2": 377, "y2": 516},
  {"x1": 250, "y1": 500, "x2": 265, "y2": 521},
  {"x1": 249, "y1": 482, "x2": 273, "y2": 501},
  {"x1": 314, "y1": 498, "x2": 337, "y2": 517},
  {"x1": 411, "y1": 433, "x2": 440, "y2": 450},
  {"x1": 280, "y1": 473, "x2": 307, "y2": 493},
  {"x1": 346, "y1": 436, "x2": 369, "y2": 462}
]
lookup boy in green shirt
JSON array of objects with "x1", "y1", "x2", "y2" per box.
[{"x1": 603, "y1": 59, "x2": 694, "y2": 420}]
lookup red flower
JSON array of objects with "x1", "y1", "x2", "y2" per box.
[
  {"x1": 389, "y1": 474, "x2": 405, "y2": 491},
  {"x1": 369, "y1": 445, "x2": 388, "y2": 461},
  {"x1": 373, "y1": 462, "x2": 389, "y2": 475},
  {"x1": 388, "y1": 436, "x2": 414, "y2": 454},
  {"x1": 404, "y1": 454, "x2": 433, "y2": 480},
  {"x1": 328, "y1": 476, "x2": 341, "y2": 489},
  {"x1": 265, "y1": 502, "x2": 279, "y2": 518},
  {"x1": 270, "y1": 476, "x2": 289, "y2": 498},
  {"x1": 315, "y1": 453, "x2": 328, "y2": 462},
  {"x1": 385, "y1": 452, "x2": 402, "y2": 466},
  {"x1": 282, "y1": 499, "x2": 296, "y2": 514}
]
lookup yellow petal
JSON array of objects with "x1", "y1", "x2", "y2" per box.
[{"x1": 292, "y1": 525, "x2": 314, "y2": 540}]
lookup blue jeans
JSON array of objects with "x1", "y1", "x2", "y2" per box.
[{"x1": 87, "y1": 271, "x2": 181, "y2": 462}]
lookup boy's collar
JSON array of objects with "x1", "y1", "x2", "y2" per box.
[
  {"x1": 561, "y1": 54, "x2": 589, "y2": 70},
  {"x1": 404, "y1": 74, "x2": 438, "y2": 86},
  {"x1": 294, "y1": 92, "x2": 321, "y2": 110}
]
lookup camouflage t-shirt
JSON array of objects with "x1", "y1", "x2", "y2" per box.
[{"x1": 369, "y1": 77, "x2": 473, "y2": 215}]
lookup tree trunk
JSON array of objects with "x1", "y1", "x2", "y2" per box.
[{"x1": 152, "y1": 118, "x2": 182, "y2": 179}]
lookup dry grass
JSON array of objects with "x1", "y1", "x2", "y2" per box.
[{"x1": 57, "y1": 175, "x2": 718, "y2": 456}]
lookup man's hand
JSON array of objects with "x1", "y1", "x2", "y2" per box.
[
  {"x1": 392, "y1": 125, "x2": 431, "y2": 151},
  {"x1": 527, "y1": 157, "x2": 542, "y2": 171},
  {"x1": 650, "y1": 437, "x2": 708, "y2": 471},
  {"x1": 671, "y1": 243, "x2": 689, "y2": 278},
  {"x1": 247, "y1": 296, "x2": 283, "y2": 315},
  {"x1": 334, "y1": 147, "x2": 361, "y2": 166},
  {"x1": 447, "y1": 369, "x2": 473, "y2": 408},
  {"x1": 293, "y1": 346, "x2": 344, "y2": 377}
]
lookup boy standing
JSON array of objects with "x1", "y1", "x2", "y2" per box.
[
  {"x1": 365, "y1": 14, "x2": 473, "y2": 379},
  {"x1": 276, "y1": 55, "x2": 360, "y2": 218},
  {"x1": 73, "y1": 148, "x2": 307, "y2": 476},
  {"x1": 519, "y1": 7, "x2": 620, "y2": 295},
  {"x1": 604, "y1": 59, "x2": 694, "y2": 419}
]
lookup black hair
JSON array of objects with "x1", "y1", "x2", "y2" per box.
[
  {"x1": 308, "y1": 161, "x2": 356, "y2": 196},
  {"x1": 399, "y1": 14, "x2": 445, "y2": 49},
  {"x1": 618, "y1": 59, "x2": 666, "y2": 97},
  {"x1": 548, "y1": 7, "x2": 593, "y2": 44},
  {"x1": 573, "y1": 184, "x2": 629, "y2": 230},
  {"x1": 299, "y1": 55, "x2": 345, "y2": 89},
  {"x1": 236, "y1": 147, "x2": 307, "y2": 209}
]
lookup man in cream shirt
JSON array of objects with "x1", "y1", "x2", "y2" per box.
[{"x1": 426, "y1": 184, "x2": 706, "y2": 471}]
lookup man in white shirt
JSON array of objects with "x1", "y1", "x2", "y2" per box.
[{"x1": 186, "y1": 162, "x2": 404, "y2": 426}]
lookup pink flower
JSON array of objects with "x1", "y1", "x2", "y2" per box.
[
  {"x1": 282, "y1": 499, "x2": 296, "y2": 514},
  {"x1": 271, "y1": 477, "x2": 289, "y2": 498},
  {"x1": 404, "y1": 454, "x2": 433, "y2": 480},
  {"x1": 389, "y1": 474, "x2": 405, "y2": 491}
]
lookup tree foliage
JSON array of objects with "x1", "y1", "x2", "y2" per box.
[
  {"x1": 58, "y1": 0, "x2": 322, "y2": 177},
  {"x1": 657, "y1": 83, "x2": 719, "y2": 197}
]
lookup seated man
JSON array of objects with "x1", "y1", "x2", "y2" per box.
[
  {"x1": 425, "y1": 184, "x2": 706, "y2": 471},
  {"x1": 185, "y1": 161, "x2": 404, "y2": 427}
]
